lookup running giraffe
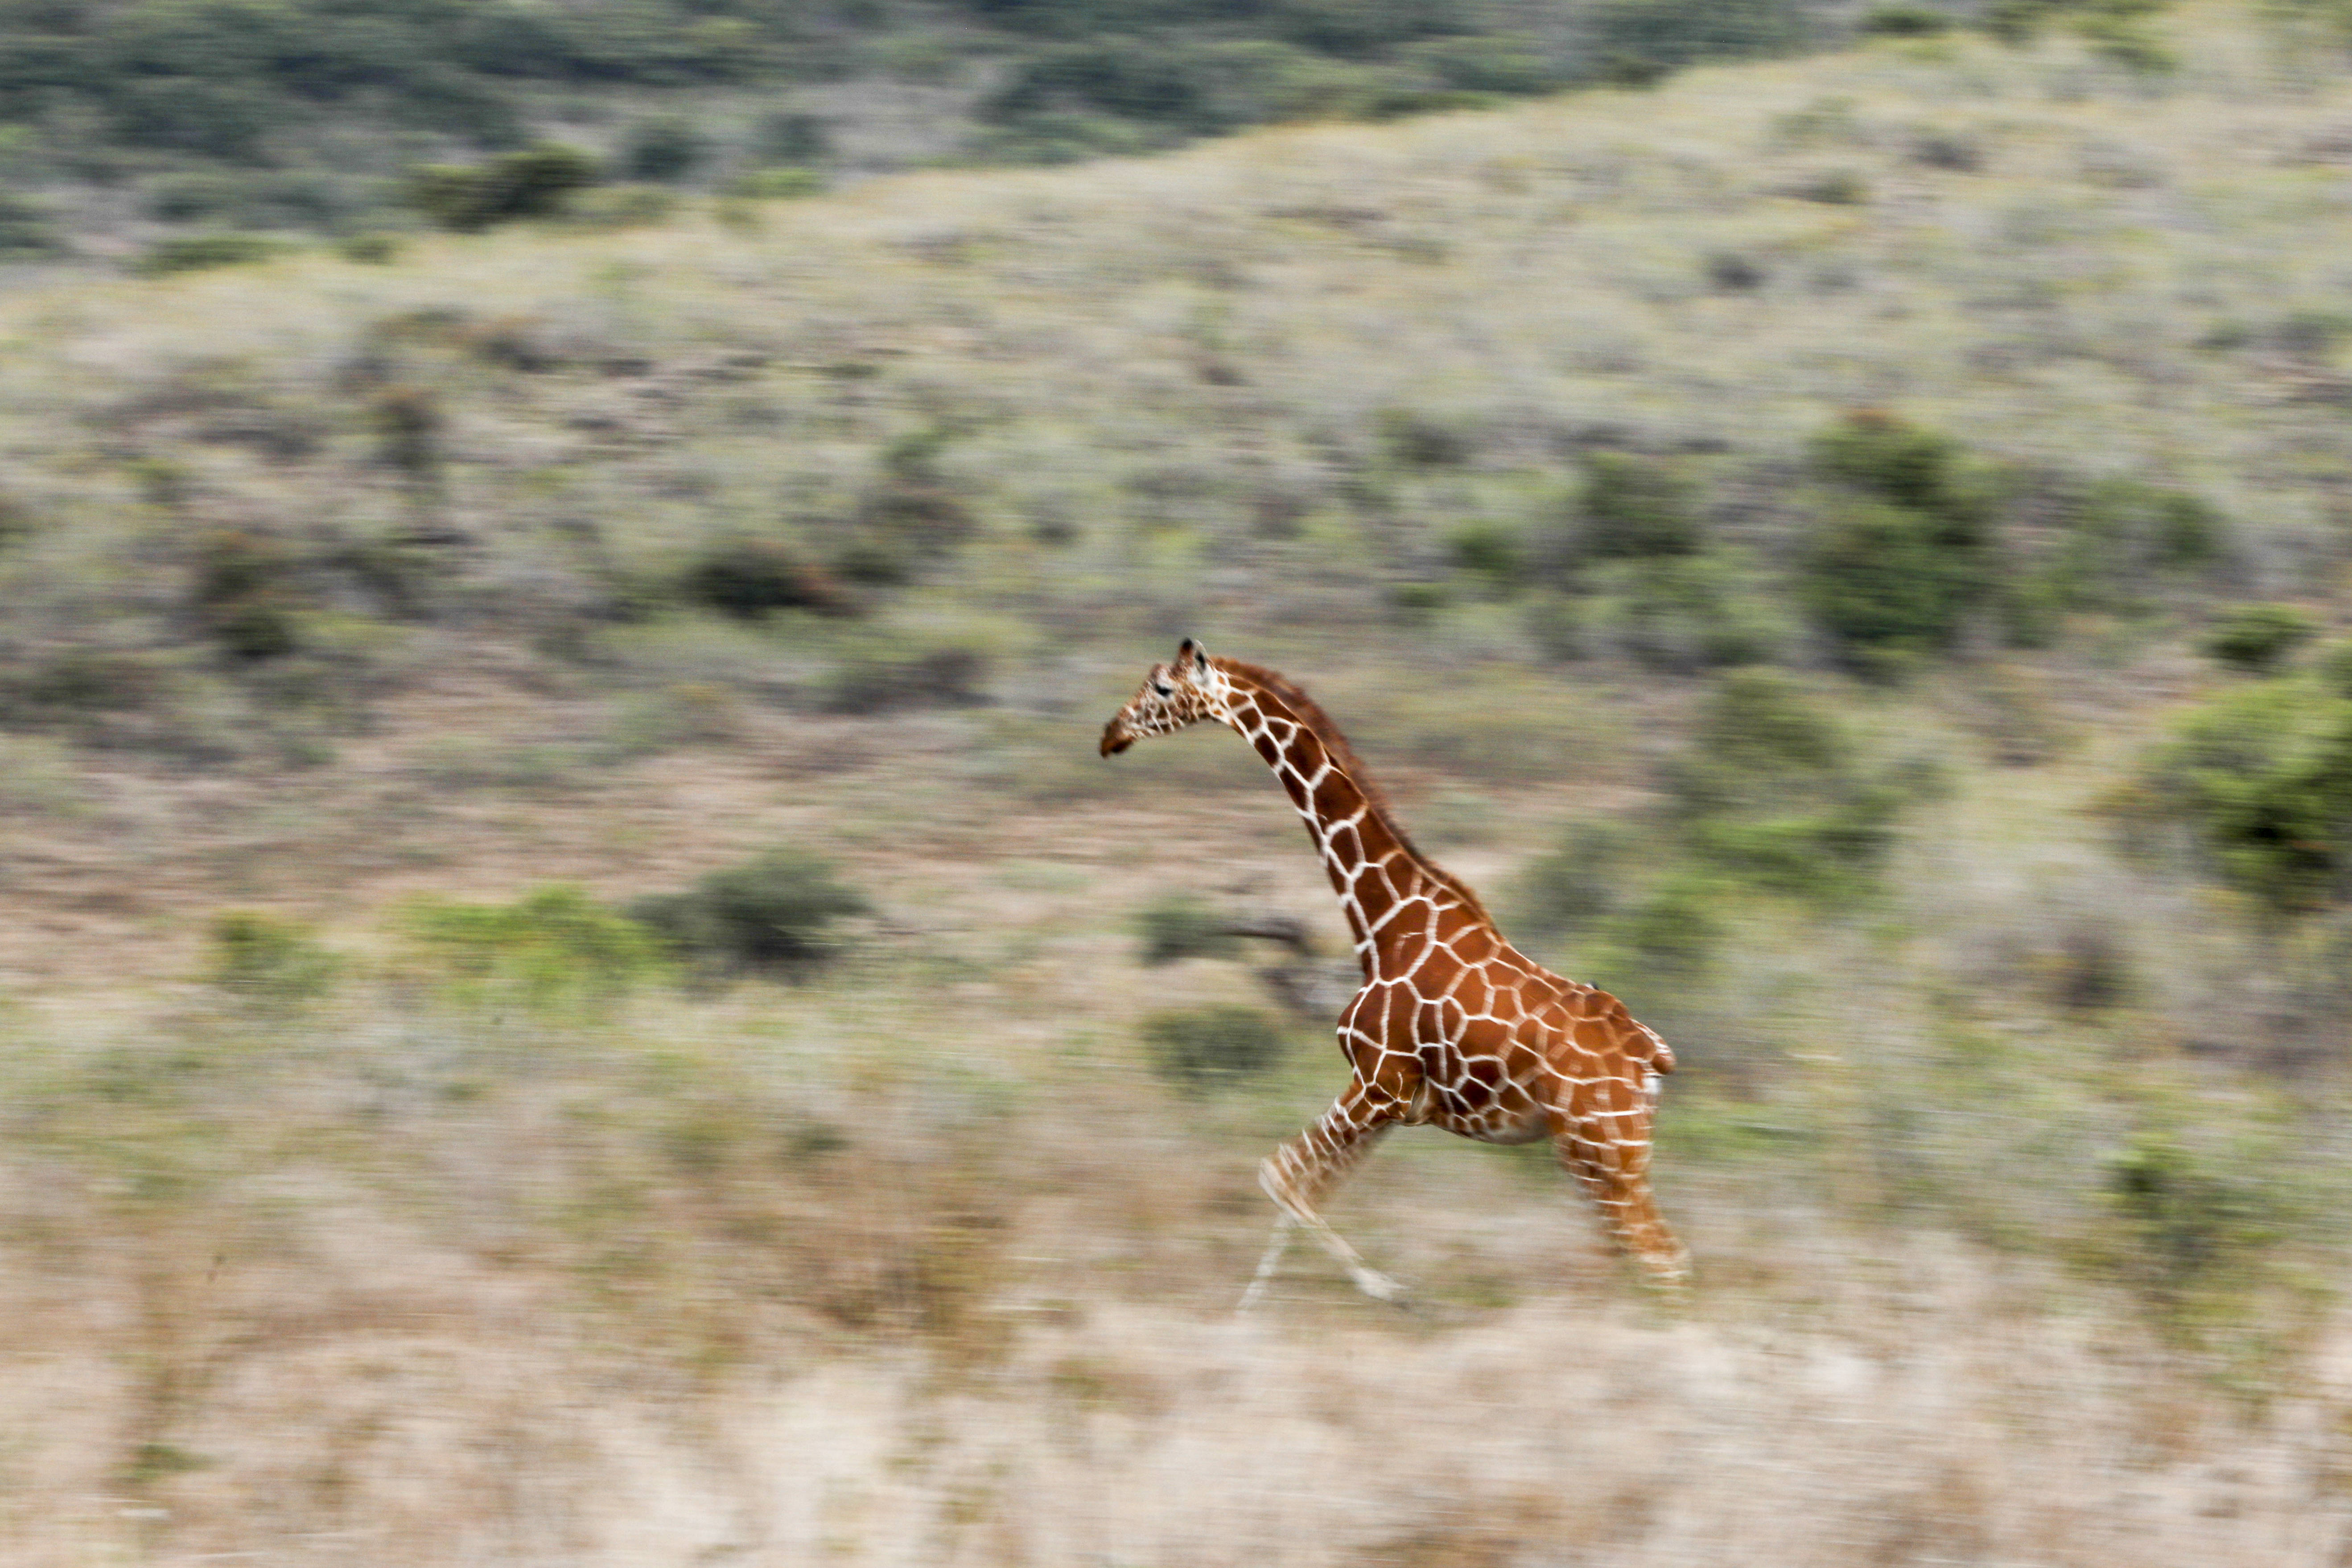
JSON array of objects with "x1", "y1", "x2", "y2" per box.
[{"x1": 1101, "y1": 640, "x2": 1689, "y2": 1307}]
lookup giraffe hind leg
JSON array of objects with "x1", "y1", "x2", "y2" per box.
[
  {"x1": 1554, "y1": 1113, "x2": 1690, "y2": 1288},
  {"x1": 1253, "y1": 1089, "x2": 1406, "y2": 1307}
]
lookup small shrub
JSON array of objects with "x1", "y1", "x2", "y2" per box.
[
  {"x1": 337, "y1": 233, "x2": 401, "y2": 264},
  {"x1": 569, "y1": 184, "x2": 678, "y2": 229},
  {"x1": 132, "y1": 233, "x2": 282, "y2": 277},
  {"x1": 405, "y1": 143, "x2": 601, "y2": 232},
  {"x1": 402, "y1": 886, "x2": 669, "y2": 1009},
  {"x1": 1577, "y1": 451, "x2": 1702, "y2": 559},
  {"x1": 821, "y1": 647, "x2": 990, "y2": 713},
  {"x1": 1376, "y1": 407, "x2": 1473, "y2": 467},
  {"x1": 1788, "y1": 169, "x2": 1869, "y2": 205},
  {"x1": 857, "y1": 482, "x2": 978, "y2": 559},
  {"x1": 1611, "y1": 554, "x2": 1784, "y2": 671},
  {"x1": 730, "y1": 167, "x2": 827, "y2": 201},
  {"x1": 1446, "y1": 520, "x2": 1526, "y2": 596},
  {"x1": 629, "y1": 848, "x2": 870, "y2": 973},
  {"x1": 753, "y1": 111, "x2": 832, "y2": 165},
  {"x1": 1141, "y1": 1006, "x2": 1288, "y2": 1092},
  {"x1": 206, "y1": 911, "x2": 339, "y2": 1008},
  {"x1": 1136, "y1": 895, "x2": 1245, "y2": 966},
  {"x1": 1706, "y1": 251, "x2": 1767, "y2": 290},
  {"x1": 1619, "y1": 876, "x2": 1723, "y2": 981},
  {"x1": 2103, "y1": 1133, "x2": 2296, "y2": 1333},
  {"x1": 682, "y1": 541, "x2": 859, "y2": 619},
  {"x1": 1386, "y1": 581, "x2": 1451, "y2": 623},
  {"x1": 1514, "y1": 819, "x2": 1631, "y2": 939},
  {"x1": 622, "y1": 115, "x2": 706, "y2": 181},
  {"x1": 1859, "y1": 3, "x2": 1952, "y2": 35},
  {"x1": 191, "y1": 531, "x2": 303, "y2": 660},
  {"x1": 2203, "y1": 605, "x2": 2319, "y2": 675}
]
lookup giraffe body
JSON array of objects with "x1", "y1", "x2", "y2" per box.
[{"x1": 1103, "y1": 641, "x2": 1689, "y2": 1303}]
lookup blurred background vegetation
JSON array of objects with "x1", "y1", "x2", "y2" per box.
[{"x1": 4, "y1": 1, "x2": 2352, "y2": 1563}]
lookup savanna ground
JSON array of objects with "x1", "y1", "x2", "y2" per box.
[{"x1": 12, "y1": 8, "x2": 2352, "y2": 1564}]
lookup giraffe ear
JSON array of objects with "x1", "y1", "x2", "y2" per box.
[{"x1": 1178, "y1": 638, "x2": 1211, "y2": 671}]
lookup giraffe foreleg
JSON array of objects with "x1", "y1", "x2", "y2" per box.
[{"x1": 1252, "y1": 1086, "x2": 1404, "y2": 1307}]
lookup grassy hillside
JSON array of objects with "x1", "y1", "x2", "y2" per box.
[
  {"x1": 8, "y1": 10, "x2": 2352, "y2": 1564},
  {"x1": 0, "y1": 0, "x2": 1898, "y2": 261}
]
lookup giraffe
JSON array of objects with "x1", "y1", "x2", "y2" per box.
[{"x1": 1101, "y1": 639, "x2": 1689, "y2": 1307}]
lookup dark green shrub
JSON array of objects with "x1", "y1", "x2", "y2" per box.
[
  {"x1": 1587, "y1": 0, "x2": 1803, "y2": 76},
  {"x1": 629, "y1": 849, "x2": 870, "y2": 973},
  {"x1": 1141, "y1": 1005, "x2": 1288, "y2": 1091},
  {"x1": 820, "y1": 648, "x2": 991, "y2": 713},
  {"x1": 1403, "y1": 33, "x2": 1558, "y2": 92},
  {"x1": 1446, "y1": 520, "x2": 1525, "y2": 595},
  {"x1": 1809, "y1": 411, "x2": 1986, "y2": 530},
  {"x1": 192, "y1": 530, "x2": 302, "y2": 660},
  {"x1": 1665, "y1": 669, "x2": 1907, "y2": 899},
  {"x1": 682, "y1": 541, "x2": 859, "y2": 619},
  {"x1": 1613, "y1": 554, "x2": 1783, "y2": 671},
  {"x1": 2203, "y1": 605, "x2": 2319, "y2": 674},
  {"x1": 857, "y1": 482, "x2": 978, "y2": 559},
  {"x1": 1577, "y1": 451, "x2": 1702, "y2": 559},
  {"x1": 1858, "y1": 3, "x2": 1953, "y2": 34},
  {"x1": 370, "y1": 385, "x2": 443, "y2": 481},
  {"x1": 1136, "y1": 895, "x2": 1245, "y2": 965},
  {"x1": 753, "y1": 111, "x2": 832, "y2": 165},
  {"x1": 0, "y1": 190, "x2": 61, "y2": 257},
  {"x1": 337, "y1": 232, "x2": 400, "y2": 264},
  {"x1": 1386, "y1": 581, "x2": 1451, "y2": 622},
  {"x1": 2134, "y1": 678, "x2": 2352, "y2": 914},
  {"x1": 1619, "y1": 876, "x2": 1723, "y2": 981},
  {"x1": 1376, "y1": 407, "x2": 1473, "y2": 467},
  {"x1": 622, "y1": 115, "x2": 706, "y2": 181},
  {"x1": 132, "y1": 232, "x2": 282, "y2": 276},
  {"x1": 2104, "y1": 1133, "x2": 2295, "y2": 1329},
  {"x1": 404, "y1": 143, "x2": 601, "y2": 231},
  {"x1": 206, "y1": 911, "x2": 338, "y2": 1008},
  {"x1": 1800, "y1": 498, "x2": 1987, "y2": 670},
  {"x1": 1514, "y1": 819, "x2": 1630, "y2": 939},
  {"x1": 728, "y1": 167, "x2": 827, "y2": 200}
]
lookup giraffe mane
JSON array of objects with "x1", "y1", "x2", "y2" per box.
[{"x1": 1218, "y1": 658, "x2": 1495, "y2": 926}]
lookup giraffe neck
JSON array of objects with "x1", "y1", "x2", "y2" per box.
[{"x1": 1222, "y1": 676, "x2": 1483, "y2": 979}]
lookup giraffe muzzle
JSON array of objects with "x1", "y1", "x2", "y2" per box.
[{"x1": 1100, "y1": 718, "x2": 1135, "y2": 756}]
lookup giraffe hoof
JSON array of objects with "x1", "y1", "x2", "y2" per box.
[{"x1": 1351, "y1": 1269, "x2": 1413, "y2": 1308}]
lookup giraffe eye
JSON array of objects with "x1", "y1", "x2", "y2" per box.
[{"x1": 1153, "y1": 681, "x2": 1173, "y2": 696}]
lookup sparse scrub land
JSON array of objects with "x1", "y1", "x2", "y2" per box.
[{"x1": 3, "y1": 8, "x2": 2352, "y2": 1563}]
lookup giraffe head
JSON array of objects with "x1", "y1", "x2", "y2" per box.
[{"x1": 1100, "y1": 638, "x2": 1229, "y2": 756}]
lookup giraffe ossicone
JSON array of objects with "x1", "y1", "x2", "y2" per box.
[{"x1": 1103, "y1": 639, "x2": 1690, "y2": 1308}]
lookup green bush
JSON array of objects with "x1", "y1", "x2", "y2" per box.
[
  {"x1": 1140, "y1": 1005, "x2": 1288, "y2": 1091},
  {"x1": 404, "y1": 143, "x2": 601, "y2": 232},
  {"x1": 1136, "y1": 896, "x2": 1245, "y2": 965},
  {"x1": 1576, "y1": 451, "x2": 1702, "y2": 559},
  {"x1": 1446, "y1": 520, "x2": 1526, "y2": 596},
  {"x1": 401, "y1": 886, "x2": 670, "y2": 1009},
  {"x1": 1513, "y1": 819, "x2": 1630, "y2": 939},
  {"x1": 681, "y1": 541, "x2": 859, "y2": 619},
  {"x1": 2203, "y1": 604, "x2": 2319, "y2": 674},
  {"x1": 1610, "y1": 554, "x2": 1784, "y2": 671},
  {"x1": 820, "y1": 647, "x2": 992, "y2": 713},
  {"x1": 622, "y1": 116, "x2": 707, "y2": 181},
  {"x1": 629, "y1": 849, "x2": 871, "y2": 972},
  {"x1": 1858, "y1": 3, "x2": 1953, "y2": 34},
  {"x1": 2104, "y1": 1133, "x2": 2297, "y2": 1332},
  {"x1": 1800, "y1": 412, "x2": 1998, "y2": 667},
  {"x1": 727, "y1": 167, "x2": 827, "y2": 200},
  {"x1": 753, "y1": 112, "x2": 832, "y2": 165},
  {"x1": 1376, "y1": 407, "x2": 1474, "y2": 467},
  {"x1": 1665, "y1": 669, "x2": 1907, "y2": 899},
  {"x1": 1618, "y1": 875, "x2": 1724, "y2": 981},
  {"x1": 132, "y1": 232, "x2": 283, "y2": 276},
  {"x1": 2134, "y1": 676, "x2": 2352, "y2": 914},
  {"x1": 206, "y1": 911, "x2": 338, "y2": 1008},
  {"x1": 191, "y1": 530, "x2": 303, "y2": 660},
  {"x1": 1586, "y1": 0, "x2": 1804, "y2": 78}
]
